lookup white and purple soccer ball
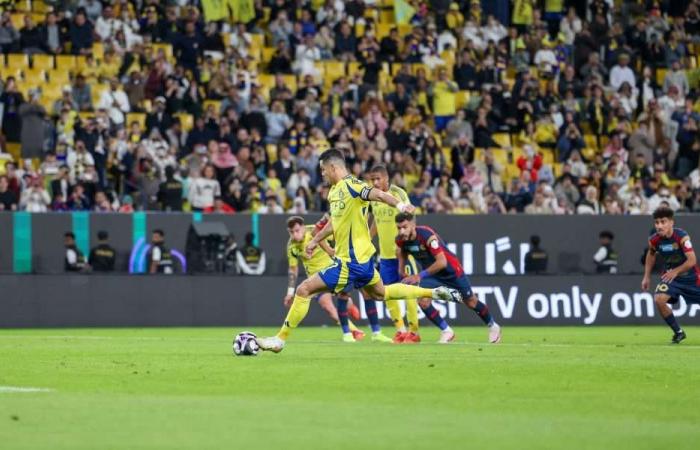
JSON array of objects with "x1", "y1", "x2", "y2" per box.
[{"x1": 233, "y1": 331, "x2": 259, "y2": 356}]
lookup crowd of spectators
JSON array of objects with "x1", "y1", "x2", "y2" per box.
[{"x1": 0, "y1": 0, "x2": 699, "y2": 216}]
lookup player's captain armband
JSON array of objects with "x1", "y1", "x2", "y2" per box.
[
  {"x1": 360, "y1": 186, "x2": 372, "y2": 200},
  {"x1": 683, "y1": 239, "x2": 693, "y2": 252}
]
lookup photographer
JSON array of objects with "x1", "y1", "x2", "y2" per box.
[
  {"x1": 19, "y1": 175, "x2": 50, "y2": 212},
  {"x1": 557, "y1": 112, "x2": 585, "y2": 161}
]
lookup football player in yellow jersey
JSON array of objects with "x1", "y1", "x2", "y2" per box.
[
  {"x1": 285, "y1": 216, "x2": 365, "y2": 342},
  {"x1": 367, "y1": 165, "x2": 420, "y2": 343},
  {"x1": 258, "y1": 149, "x2": 462, "y2": 353},
  {"x1": 368, "y1": 165, "x2": 456, "y2": 343}
]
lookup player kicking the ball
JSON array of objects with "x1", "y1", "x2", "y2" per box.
[
  {"x1": 395, "y1": 212, "x2": 502, "y2": 344},
  {"x1": 257, "y1": 149, "x2": 462, "y2": 353},
  {"x1": 642, "y1": 207, "x2": 700, "y2": 344},
  {"x1": 285, "y1": 216, "x2": 365, "y2": 342}
]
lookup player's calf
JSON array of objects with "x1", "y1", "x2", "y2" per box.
[{"x1": 654, "y1": 293, "x2": 686, "y2": 344}]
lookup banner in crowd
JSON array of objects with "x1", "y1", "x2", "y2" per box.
[
  {"x1": 201, "y1": 0, "x2": 228, "y2": 21},
  {"x1": 229, "y1": 0, "x2": 255, "y2": 23},
  {"x1": 395, "y1": 0, "x2": 415, "y2": 25}
]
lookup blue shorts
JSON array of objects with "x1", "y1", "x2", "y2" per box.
[
  {"x1": 434, "y1": 115, "x2": 454, "y2": 132},
  {"x1": 380, "y1": 257, "x2": 420, "y2": 284},
  {"x1": 319, "y1": 258, "x2": 381, "y2": 294},
  {"x1": 419, "y1": 273, "x2": 473, "y2": 298},
  {"x1": 379, "y1": 258, "x2": 401, "y2": 284},
  {"x1": 655, "y1": 280, "x2": 700, "y2": 304}
]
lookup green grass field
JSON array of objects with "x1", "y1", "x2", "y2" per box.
[{"x1": 1, "y1": 326, "x2": 699, "y2": 450}]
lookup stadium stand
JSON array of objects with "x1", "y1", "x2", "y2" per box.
[{"x1": 0, "y1": 0, "x2": 699, "y2": 215}]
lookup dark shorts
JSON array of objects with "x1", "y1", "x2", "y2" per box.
[
  {"x1": 419, "y1": 273, "x2": 473, "y2": 298},
  {"x1": 655, "y1": 280, "x2": 700, "y2": 304},
  {"x1": 379, "y1": 257, "x2": 420, "y2": 284}
]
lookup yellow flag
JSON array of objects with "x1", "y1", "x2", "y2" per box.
[
  {"x1": 201, "y1": 0, "x2": 227, "y2": 21},
  {"x1": 229, "y1": 0, "x2": 255, "y2": 23},
  {"x1": 395, "y1": 0, "x2": 415, "y2": 25}
]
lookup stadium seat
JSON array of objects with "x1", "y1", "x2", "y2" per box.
[
  {"x1": 92, "y1": 42, "x2": 105, "y2": 61},
  {"x1": 492, "y1": 133, "x2": 511, "y2": 148},
  {"x1": 6, "y1": 53, "x2": 29, "y2": 69},
  {"x1": 23, "y1": 69, "x2": 46, "y2": 85},
  {"x1": 5, "y1": 142, "x2": 21, "y2": 162},
  {"x1": 262, "y1": 47, "x2": 275, "y2": 63},
  {"x1": 0, "y1": 66, "x2": 22, "y2": 80},
  {"x1": 455, "y1": 91, "x2": 470, "y2": 110},
  {"x1": 174, "y1": 113, "x2": 194, "y2": 132},
  {"x1": 48, "y1": 70, "x2": 70, "y2": 86},
  {"x1": 656, "y1": 68, "x2": 667, "y2": 87},
  {"x1": 126, "y1": 113, "x2": 146, "y2": 129},
  {"x1": 266, "y1": 144, "x2": 278, "y2": 163},
  {"x1": 31, "y1": 54, "x2": 54, "y2": 71},
  {"x1": 55, "y1": 55, "x2": 77, "y2": 72}
]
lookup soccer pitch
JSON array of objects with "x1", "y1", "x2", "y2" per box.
[{"x1": 1, "y1": 327, "x2": 699, "y2": 450}]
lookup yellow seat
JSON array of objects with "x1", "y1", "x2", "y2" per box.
[
  {"x1": 32, "y1": 54, "x2": 54, "y2": 71},
  {"x1": 583, "y1": 134, "x2": 598, "y2": 150},
  {"x1": 266, "y1": 144, "x2": 278, "y2": 163},
  {"x1": 490, "y1": 148, "x2": 509, "y2": 166},
  {"x1": 174, "y1": 113, "x2": 194, "y2": 132},
  {"x1": 10, "y1": 14, "x2": 24, "y2": 31},
  {"x1": 656, "y1": 68, "x2": 667, "y2": 87},
  {"x1": 126, "y1": 112, "x2": 146, "y2": 129},
  {"x1": 203, "y1": 99, "x2": 222, "y2": 115},
  {"x1": 492, "y1": 133, "x2": 511, "y2": 148},
  {"x1": 0, "y1": 66, "x2": 22, "y2": 80},
  {"x1": 55, "y1": 55, "x2": 77, "y2": 71},
  {"x1": 78, "y1": 112, "x2": 96, "y2": 122},
  {"x1": 48, "y1": 70, "x2": 70, "y2": 86},
  {"x1": 250, "y1": 33, "x2": 264, "y2": 50},
  {"x1": 541, "y1": 149, "x2": 555, "y2": 165},
  {"x1": 91, "y1": 83, "x2": 109, "y2": 106},
  {"x1": 23, "y1": 69, "x2": 46, "y2": 84},
  {"x1": 152, "y1": 43, "x2": 174, "y2": 62},
  {"x1": 92, "y1": 42, "x2": 105, "y2": 61},
  {"x1": 6, "y1": 53, "x2": 29, "y2": 69},
  {"x1": 262, "y1": 47, "x2": 275, "y2": 63},
  {"x1": 6, "y1": 143, "x2": 21, "y2": 161},
  {"x1": 379, "y1": 9, "x2": 395, "y2": 24},
  {"x1": 322, "y1": 61, "x2": 346, "y2": 81},
  {"x1": 455, "y1": 91, "x2": 470, "y2": 110},
  {"x1": 347, "y1": 61, "x2": 363, "y2": 76},
  {"x1": 377, "y1": 23, "x2": 393, "y2": 40}
]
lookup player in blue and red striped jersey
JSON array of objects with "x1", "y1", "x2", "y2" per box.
[
  {"x1": 394, "y1": 212, "x2": 502, "y2": 343},
  {"x1": 642, "y1": 207, "x2": 700, "y2": 344}
]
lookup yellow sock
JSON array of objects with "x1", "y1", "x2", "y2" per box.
[
  {"x1": 277, "y1": 295, "x2": 311, "y2": 341},
  {"x1": 386, "y1": 299, "x2": 406, "y2": 331},
  {"x1": 348, "y1": 320, "x2": 359, "y2": 332},
  {"x1": 385, "y1": 284, "x2": 433, "y2": 301},
  {"x1": 406, "y1": 298, "x2": 419, "y2": 333}
]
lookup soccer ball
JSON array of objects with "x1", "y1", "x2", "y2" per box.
[{"x1": 233, "y1": 331, "x2": 259, "y2": 356}]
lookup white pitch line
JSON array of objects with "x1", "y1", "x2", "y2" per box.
[{"x1": 0, "y1": 386, "x2": 53, "y2": 393}]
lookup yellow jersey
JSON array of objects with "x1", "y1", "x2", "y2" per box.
[
  {"x1": 432, "y1": 81, "x2": 457, "y2": 116},
  {"x1": 287, "y1": 225, "x2": 334, "y2": 275},
  {"x1": 328, "y1": 175, "x2": 376, "y2": 264},
  {"x1": 371, "y1": 185, "x2": 410, "y2": 260}
]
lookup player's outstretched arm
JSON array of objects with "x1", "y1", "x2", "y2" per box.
[
  {"x1": 367, "y1": 188, "x2": 415, "y2": 213},
  {"x1": 642, "y1": 245, "x2": 656, "y2": 291},
  {"x1": 306, "y1": 220, "x2": 334, "y2": 257},
  {"x1": 285, "y1": 264, "x2": 298, "y2": 307}
]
